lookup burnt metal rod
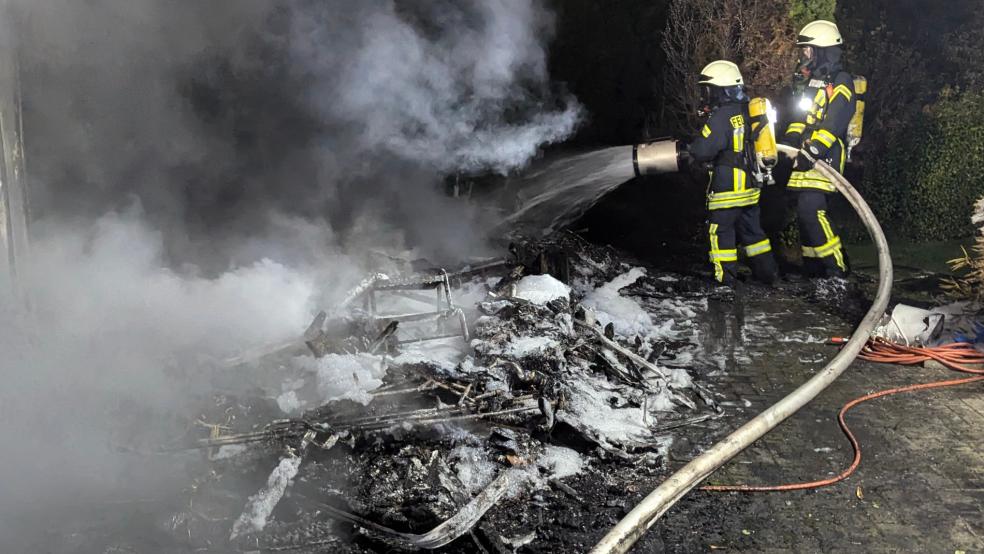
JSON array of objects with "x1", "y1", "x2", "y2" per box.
[
  {"x1": 326, "y1": 394, "x2": 535, "y2": 427},
  {"x1": 375, "y1": 310, "x2": 455, "y2": 323},
  {"x1": 397, "y1": 332, "x2": 467, "y2": 345},
  {"x1": 649, "y1": 413, "x2": 720, "y2": 434},
  {"x1": 325, "y1": 401, "x2": 475, "y2": 426},
  {"x1": 576, "y1": 320, "x2": 670, "y2": 381},
  {"x1": 353, "y1": 404, "x2": 539, "y2": 431}
]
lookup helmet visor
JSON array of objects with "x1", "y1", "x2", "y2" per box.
[
  {"x1": 699, "y1": 84, "x2": 715, "y2": 110},
  {"x1": 799, "y1": 46, "x2": 815, "y2": 66},
  {"x1": 797, "y1": 46, "x2": 815, "y2": 77}
]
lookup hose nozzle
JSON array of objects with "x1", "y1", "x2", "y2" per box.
[{"x1": 633, "y1": 139, "x2": 684, "y2": 177}]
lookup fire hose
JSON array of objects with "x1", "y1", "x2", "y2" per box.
[{"x1": 591, "y1": 144, "x2": 894, "y2": 554}]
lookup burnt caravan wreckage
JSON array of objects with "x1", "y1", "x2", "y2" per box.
[{"x1": 172, "y1": 234, "x2": 722, "y2": 552}]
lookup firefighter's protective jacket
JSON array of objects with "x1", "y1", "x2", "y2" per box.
[
  {"x1": 783, "y1": 70, "x2": 856, "y2": 191},
  {"x1": 688, "y1": 101, "x2": 759, "y2": 211}
]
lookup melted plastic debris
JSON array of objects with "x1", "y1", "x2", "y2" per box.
[
  {"x1": 907, "y1": 300, "x2": 984, "y2": 344},
  {"x1": 45, "y1": 232, "x2": 881, "y2": 554},
  {"x1": 172, "y1": 237, "x2": 717, "y2": 552},
  {"x1": 513, "y1": 274, "x2": 572, "y2": 304}
]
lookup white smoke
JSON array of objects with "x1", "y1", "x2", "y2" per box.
[
  {"x1": 0, "y1": 210, "x2": 322, "y2": 543},
  {"x1": 295, "y1": 0, "x2": 580, "y2": 172},
  {"x1": 19, "y1": 0, "x2": 581, "y2": 265},
  {"x1": 0, "y1": 0, "x2": 580, "y2": 548}
]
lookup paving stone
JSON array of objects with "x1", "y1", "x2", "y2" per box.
[{"x1": 655, "y1": 289, "x2": 984, "y2": 551}]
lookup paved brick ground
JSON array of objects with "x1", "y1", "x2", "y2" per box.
[{"x1": 645, "y1": 281, "x2": 984, "y2": 553}]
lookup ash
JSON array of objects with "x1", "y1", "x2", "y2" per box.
[{"x1": 162, "y1": 233, "x2": 725, "y2": 552}]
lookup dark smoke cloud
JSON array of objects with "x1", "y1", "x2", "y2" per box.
[{"x1": 0, "y1": 0, "x2": 579, "y2": 547}]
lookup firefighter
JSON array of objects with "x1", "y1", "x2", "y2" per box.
[
  {"x1": 783, "y1": 20, "x2": 854, "y2": 278},
  {"x1": 688, "y1": 60, "x2": 778, "y2": 286}
]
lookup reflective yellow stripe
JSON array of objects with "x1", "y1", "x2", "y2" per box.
[
  {"x1": 788, "y1": 181, "x2": 836, "y2": 192},
  {"x1": 817, "y1": 210, "x2": 834, "y2": 239},
  {"x1": 831, "y1": 84, "x2": 853, "y2": 102},
  {"x1": 710, "y1": 250, "x2": 738, "y2": 261},
  {"x1": 744, "y1": 238, "x2": 772, "y2": 257},
  {"x1": 803, "y1": 236, "x2": 842, "y2": 257},
  {"x1": 786, "y1": 122, "x2": 806, "y2": 135},
  {"x1": 702, "y1": 125, "x2": 712, "y2": 138},
  {"x1": 732, "y1": 125, "x2": 744, "y2": 154},
  {"x1": 812, "y1": 128, "x2": 837, "y2": 148},
  {"x1": 709, "y1": 224, "x2": 724, "y2": 282},
  {"x1": 709, "y1": 199, "x2": 760, "y2": 210},
  {"x1": 788, "y1": 169, "x2": 836, "y2": 192},
  {"x1": 709, "y1": 196, "x2": 760, "y2": 207},
  {"x1": 708, "y1": 188, "x2": 760, "y2": 210},
  {"x1": 709, "y1": 189, "x2": 760, "y2": 201},
  {"x1": 817, "y1": 210, "x2": 847, "y2": 270},
  {"x1": 816, "y1": 236, "x2": 842, "y2": 255},
  {"x1": 733, "y1": 168, "x2": 747, "y2": 192},
  {"x1": 814, "y1": 88, "x2": 827, "y2": 107}
]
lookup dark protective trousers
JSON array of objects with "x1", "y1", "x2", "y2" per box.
[
  {"x1": 707, "y1": 204, "x2": 778, "y2": 285},
  {"x1": 795, "y1": 190, "x2": 848, "y2": 277}
]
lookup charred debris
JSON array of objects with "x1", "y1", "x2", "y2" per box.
[{"x1": 171, "y1": 233, "x2": 724, "y2": 552}]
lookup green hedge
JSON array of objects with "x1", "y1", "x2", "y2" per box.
[
  {"x1": 863, "y1": 89, "x2": 984, "y2": 239},
  {"x1": 790, "y1": 0, "x2": 837, "y2": 29}
]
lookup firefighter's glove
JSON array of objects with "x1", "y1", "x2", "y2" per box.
[
  {"x1": 677, "y1": 143, "x2": 694, "y2": 172},
  {"x1": 779, "y1": 134, "x2": 800, "y2": 148},
  {"x1": 793, "y1": 141, "x2": 820, "y2": 171}
]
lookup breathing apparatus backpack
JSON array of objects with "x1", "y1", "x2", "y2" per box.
[
  {"x1": 847, "y1": 75, "x2": 867, "y2": 160},
  {"x1": 747, "y1": 97, "x2": 779, "y2": 185}
]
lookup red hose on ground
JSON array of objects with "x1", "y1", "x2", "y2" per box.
[{"x1": 701, "y1": 338, "x2": 984, "y2": 493}]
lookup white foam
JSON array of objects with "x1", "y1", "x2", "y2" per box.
[
  {"x1": 512, "y1": 274, "x2": 571, "y2": 305},
  {"x1": 582, "y1": 268, "x2": 655, "y2": 338},
  {"x1": 668, "y1": 367, "x2": 693, "y2": 388},
  {"x1": 558, "y1": 374, "x2": 660, "y2": 450},
  {"x1": 450, "y1": 445, "x2": 498, "y2": 496},
  {"x1": 276, "y1": 390, "x2": 303, "y2": 414},
  {"x1": 506, "y1": 336, "x2": 561, "y2": 357},
  {"x1": 392, "y1": 338, "x2": 468, "y2": 372},
  {"x1": 213, "y1": 444, "x2": 247, "y2": 461},
  {"x1": 230, "y1": 454, "x2": 303, "y2": 539},
  {"x1": 294, "y1": 353, "x2": 386, "y2": 406},
  {"x1": 538, "y1": 446, "x2": 585, "y2": 480}
]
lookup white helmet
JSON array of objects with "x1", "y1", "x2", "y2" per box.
[
  {"x1": 698, "y1": 60, "x2": 744, "y2": 87},
  {"x1": 797, "y1": 20, "x2": 843, "y2": 48}
]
